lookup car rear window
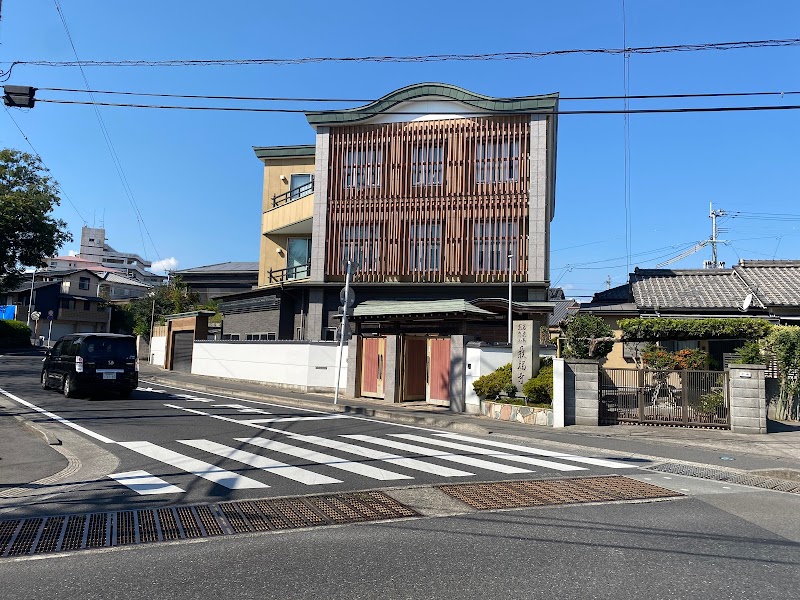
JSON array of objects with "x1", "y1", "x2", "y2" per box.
[{"x1": 83, "y1": 338, "x2": 136, "y2": 360}]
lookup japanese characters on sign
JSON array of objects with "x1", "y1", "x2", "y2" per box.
[{"x1": 512, "y1": 320, "x2": 535, "y2": 388}]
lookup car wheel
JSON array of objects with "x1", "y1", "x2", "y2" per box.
[
  {"x1": 63, "y1": 375, "x2": 78, "y2": 398},
  {"x1": 41, "y1": 370, "x2": 50, "y2": 390}
]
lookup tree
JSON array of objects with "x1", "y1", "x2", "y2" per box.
[
  {"x1": 123, "y1": 276, "x2": 201, "y2": 338},
  {"x1": 561, "y1": 314, "x2": 615, "y2": 360},
  {"x1": 0, "y1": 149, "x2": 72, "y2": 293}
]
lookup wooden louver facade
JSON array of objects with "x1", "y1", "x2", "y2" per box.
[{"x1": 325, "y1": 116, "x2": 535, "y2": 283}]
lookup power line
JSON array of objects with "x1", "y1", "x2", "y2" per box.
[
  {"x1": 33, "y1": 97, "x2": 800, "y2": 115},
  {"x1": 3, "y1": 37, "x2": 800, "y2": 80},
  {"x1": 36, "y1": 87, "x2": 800, "y2": 103},
  {"x1": 51, "y1": 0, "x2": 160, "y2": 264},
  {"x1": 2, "y1": 104, "x2": 87, "y2": 224},
  {"x1": 622, "y1": 0, "x2": 632, "y2": 273}
]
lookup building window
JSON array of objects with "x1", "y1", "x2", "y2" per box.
[
  {"x1": 49, "y1": 262, "x2": 56, "y2": 267},
  {"x1": 409, "y1": 223, "x2": 442, "y2": 271},
  {"x1": 79, "y1": 277, "x2": 90, "y2": 290},
  {"x1": 345, "y1": 147, "x2": 382, "y2": 188},
  {"x1": 412, "y1": 143, "x2": 444, "y2": 186},
  {"x1": 222, "y1": 334, "x2": 240, "y2": 341},
  {"x1": 245, "y1": 333, "x2": 276, "y2": 341},
  {"x1": 60, "y1": 299, "x2": 74, "y2": 310},
  {"x1": 289, "y1": 174, "x2": 314, "y2": 200},
  {"x1": 324, "y1": 328, "x2": 337, "y2": 341},
  {"x1": 340, "y1": 225, "x2": 381, "y2": 270},
  {"x1": 476, "y1": 139, "x2": 520, "y2": 183},
  {"x1": 266, "y1": 332, "x2": 277, "y2": 341},
  {"x1": 473, "y1": 222, "x2": 518, "y2": 272},
  {"x1": 84, "y1": 301, "x2": 91, "y2": 311}
]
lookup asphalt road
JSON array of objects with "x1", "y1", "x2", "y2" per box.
[
  {"x1": 1, "y1": 493, "x2": 798, "y2": 600},
  {"x1": 0, "y1": 356, "x2": 647, "y2": 517}
]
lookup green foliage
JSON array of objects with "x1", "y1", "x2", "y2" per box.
[
  {"x1": 502, "y1": 383, "x2": 517, "y2": 398},
  {"x1": 472, "y1": 363, "x2": 512, "y2": 400},
  {"x1": 123, "y1": 276, "x2": 201, "y2": 339},
  {"x1": 0, "y1": 319, "x2": 32, "y2": 348},
  {"x1": 734, "y1": 340, "x2": 767, "y2": 365},
  {"x1": 763, "y1": 326, "x2": 800, "y2": 421},
  {"x1": 561, "y1": 314, "x2": 614, "y2": 360},
  {"x1": 522, "y1": 364, "x2": 554, "y2": 405},
  {"x1": 618, "y1": 317, "x2": 772, "y2": 342},
  {"x1": 0, "y1": 148, "x2": 72, "y2": 293},
  {"x1": 641, "y1": 345, "x2": 709, "y2": 370},
  {"x1": 693, "y1": 389, "x2": 725, "y2": 415}
]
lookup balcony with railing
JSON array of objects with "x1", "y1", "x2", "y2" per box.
[
  {"x1": 266, "y1": 261, "x2": 311, "y2": 284},
  {"x1": 271, "y1": 179, "x2": 314, "y2": 210}
]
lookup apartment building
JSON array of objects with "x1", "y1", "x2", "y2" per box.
[
  {"x1": 219, "y1": 83, "x2": 559, "y2": 405},
  {"x1": 76, "y1": 226, "x2": 165, "y2": 285}
]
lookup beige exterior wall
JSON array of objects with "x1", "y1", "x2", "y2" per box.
[
  {"x1": 258, "y1": 156, "x2": 315, "y2": 287},
  {"x1": 56, "y1": 271, "x2": 102, "y2": 296}
]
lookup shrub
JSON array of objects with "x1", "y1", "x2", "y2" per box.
[
  {"x1": 502, "y1": 383, "x2": 517, "y2": 398},
  {"x1": 619, "y1": 317, "x2": 772, "y2": 342},
  {"x1": 734, "y1": 340, "x2": 767, "y2": 365},
  {"x1": 0, "y1": 320, "x2": 32, "y2": 348},
  {"x1": 561, "y1": 314, "x2": 614, "y2": 360},
  {"x1": 693, "y1": 389, "x2": 725, "y2": 415},
  {"x1": 522, "y1": 364, "x2": 554, "y2": 405},
  {"x1": 641, "y1": 345, "x2": 708, "y2": 370},
  {"x1": 472, "y1": 363, "x2": 512, "y2": 400}
]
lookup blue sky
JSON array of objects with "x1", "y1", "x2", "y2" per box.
[{"x1": 1, "y1": 1, "x2": 799, "y2": 298}]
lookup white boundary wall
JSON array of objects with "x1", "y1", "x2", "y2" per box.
[
  {"x1": 150, "y1": 336, "x2": 167, "y2": 368},
  {"x1": 191, "y1": 341, "x2": 348, "y2": 393},
  {"x1": 464, "y1": 344, "x2": 512, "y2": 414}
]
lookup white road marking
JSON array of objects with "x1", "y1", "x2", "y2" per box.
[
  {"x1": 211, "y1": 404, "x2": 272, "y2": 414},
  {"x1": 109, "y1": 470, "x2": 184, "y2": 495},
  {"x1": 237, "y1": 437, "x2": 414, "y2": 481},
  {"x1": 117, "y1": 441, "x2": 268, "y2": 489},
  {"x1": 242, "y1": 415, "x2": 350, "y2": 425},
  {"x1": 344, "y1": 435, "x2": 532, "y2": 475},
  {"x1": 178, "y1": 439, "x2": 342, "y2": 485},
  {"x1": 174, "y1": 394, "x2": 214, "y2": 403},
  {"x1": 435, "y1": 433, "x2": 638, "y2": 469},
  {"x1": 391, "y1": 434, "x2": 588, "y2": 472},
  {"x1": 283, "y1": 433, "x2": 474, "y2": 477},
  {"x1": 0, "y1": 386, "x2": 116, "y2": 444}
]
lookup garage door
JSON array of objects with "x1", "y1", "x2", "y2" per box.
[{"x1": 172, "y1": 331, "x2": 194, "y2": 373}]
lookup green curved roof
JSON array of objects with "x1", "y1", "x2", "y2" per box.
[{"x1": 305, "y1": 83, "x2": 559, "y2": 126}]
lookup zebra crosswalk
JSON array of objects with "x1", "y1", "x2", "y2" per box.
[{"x1": 109, "y1": 432, "x2": 637, "y2": 496}]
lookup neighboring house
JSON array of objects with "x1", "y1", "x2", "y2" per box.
[
  {"x1": 218, "y1": 82, "x2": 559, "y2": 405},
  {"x1": 98, "y1": 271, "x2": 154, "y2": 300},
  {"x1": 582, "y1": 260, "x2": 800, "y2": 368},
  {"x1": 4, "y1": 275, "x2": 111, "y2": 340},
  {"x1": 174, "y1": 262, "x2": 259, "y2": 304}
]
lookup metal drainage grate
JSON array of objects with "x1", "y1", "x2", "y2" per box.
[
  {"x1": 438, "y1": 476, "x2": 680, "y2": 510},
  {"x1": 0, "y1": 491, "x2": 416, "y2": 558},
  {"x1": 648, "y1": 462, "x2": 800, "y2": 493}
]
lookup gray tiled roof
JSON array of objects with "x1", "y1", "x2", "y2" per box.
[
  {"x1": 352, "y1": 299, "x2": 496, "y2": 319},
  {"x1": 176, "y1": 262, "x2": 259, "y2": 274},
  {"x1": 549, "y1": 300, "x2": 579, "y2": 326},
  {"x1": 631, "y1": 269, "x2": 752, "y2": 310},
  {"x1": 735, "y1": 261, "x2": 800, "y2": 307}
]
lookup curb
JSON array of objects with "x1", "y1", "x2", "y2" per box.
[
  {"x1": 142, "y1": 376, "x2": 492, "y2": 436},
  {"x1": 11, "y1": 413, "x2": 61, "y2": 446}
]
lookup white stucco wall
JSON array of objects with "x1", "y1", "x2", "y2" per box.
[
  {"x1": 190, "y1": 341, "x2": 348, "y2": 392},
  {"x1": 464, "y1": 345, "x2": 512, "y2": 412},
  {"x1": 150, "y1": 335, "x2": 167, "y2": 368}
]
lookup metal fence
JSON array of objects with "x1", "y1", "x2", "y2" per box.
[{"x1": 599, "y1": 368, "x2": 730, "y2": 428}]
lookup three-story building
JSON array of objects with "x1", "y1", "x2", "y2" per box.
[{"x1": 220, "y1": 83, "x2": 559, "y2": 406}]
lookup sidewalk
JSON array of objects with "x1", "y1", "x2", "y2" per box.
[{"x1": 140, "y1": 363, "x2": 800, "y2": 469}]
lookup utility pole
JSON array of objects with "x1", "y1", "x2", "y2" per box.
[{"x1": 707, "y1": 202, "x2": 727, "y2": 269}]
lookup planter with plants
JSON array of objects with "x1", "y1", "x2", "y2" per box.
[{"x1": 474, "y1": 359, "x2": 554, "y2": 426}]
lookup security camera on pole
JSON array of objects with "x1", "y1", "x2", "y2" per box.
[{"x1": 333, "y1": 260, "x2": 354, "y2": 405}]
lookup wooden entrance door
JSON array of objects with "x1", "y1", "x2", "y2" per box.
[
  {"x1": 426, "y1": 337, "x2": 451, "y2": 406},
  {"x1": 360, "y1": 336, "x2": 386, "y2": 399},
  {"x1": 403, "y1": 337, "x2": 427, "y2": 401}
]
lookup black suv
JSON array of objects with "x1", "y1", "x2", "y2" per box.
[{"x1": 41, "y1": 334, "x2": 139, "y2": 398}]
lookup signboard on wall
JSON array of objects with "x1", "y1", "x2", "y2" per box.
[
  {"x1": 0, "y1": 305, "x2": 16, "y2": 320},
  {"x1": 512, "y1": 320, "x2": 535, "y2": 389}
]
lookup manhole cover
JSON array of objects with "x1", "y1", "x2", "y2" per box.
[{"x1": 438, "y1": 476, "x2": 680, "y2": 510}]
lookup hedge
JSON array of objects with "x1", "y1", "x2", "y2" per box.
[
  {"x1": 618, "y1": 317, "x2": 772, "y2": 342},
  {"x1": 0, "y1": 320, "x2": 32, "y2": 348}
]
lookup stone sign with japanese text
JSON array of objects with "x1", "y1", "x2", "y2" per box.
[{"x1": 512, "y1": 320, "x2": 535, "y2": 390}]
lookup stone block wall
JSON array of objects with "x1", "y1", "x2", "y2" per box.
[
  {"x1": 553, "y1": 358, "x2": 599, "y2": 426},
  {"x1": 728, "y1": 364, "x2": 767, "y2": 434}
]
